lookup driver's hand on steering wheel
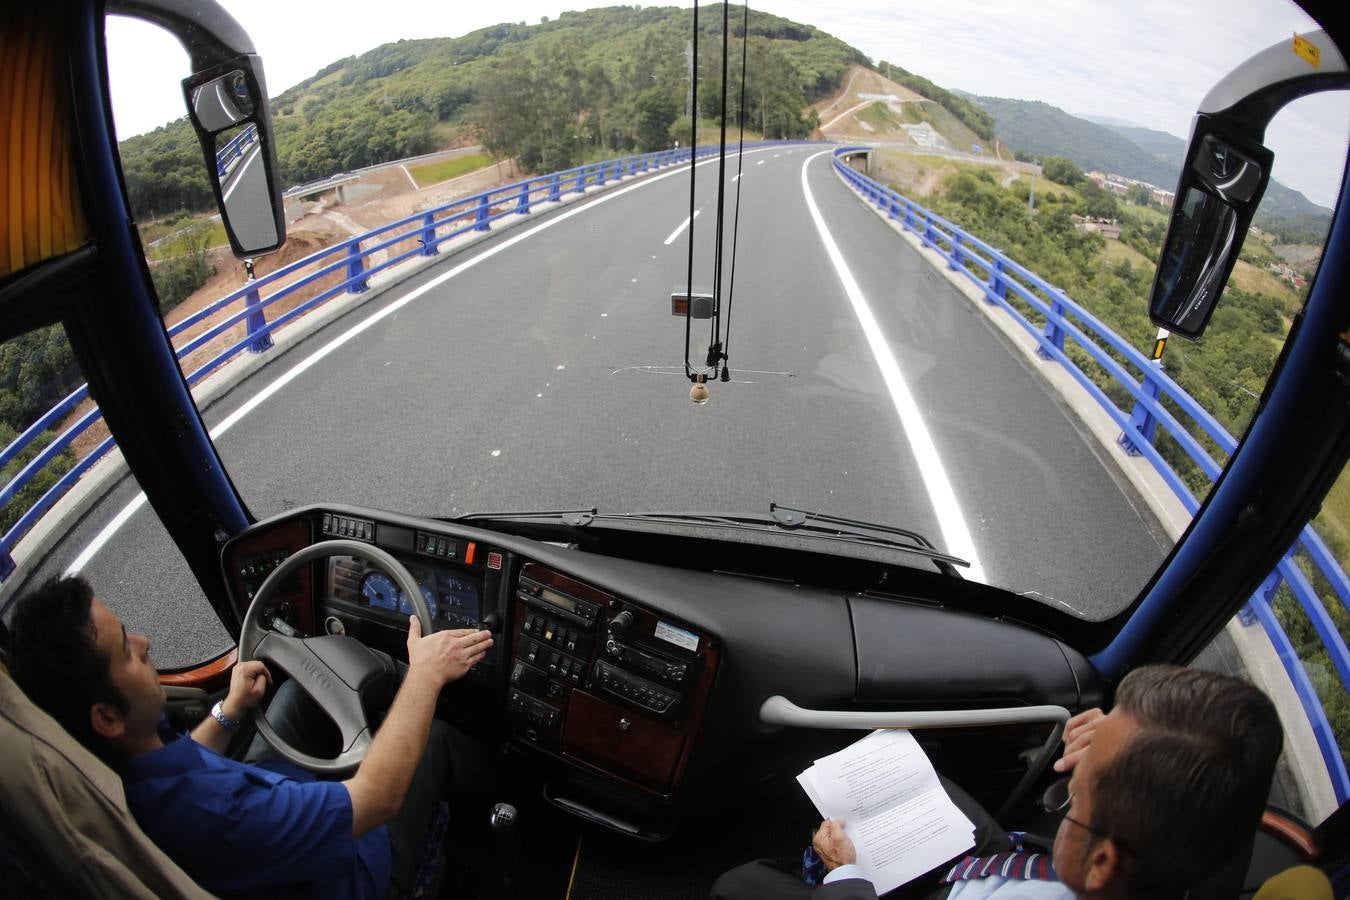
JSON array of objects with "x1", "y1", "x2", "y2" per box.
[{"x1": 406, "y1": 616, "x2": 493, "y2": 686}]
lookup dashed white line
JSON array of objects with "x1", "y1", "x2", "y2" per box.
[
  {"x1": 798, "y1": 150, "x2": 987, "y2": 583},
  {"x1": 662, "y1": 209, "x2": 701, "y2": 245}
]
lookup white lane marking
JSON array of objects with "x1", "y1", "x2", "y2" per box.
[
  {"x1": 399, "y1": 164, "x2": 417, "y2": 190},
  {"x1": 756, "y1": 160, "x2": 765, "y2": 166},
  {"x1": 221, "y1": 144, "x2": 262, "y2": 203},
  {"x1": 65, "y1": 494, "x2": 148, "y2": 576},
  {"x1": 798, "y1": 150, "x2": 987, "y2": 583},
  {"x1": 662, "y1": 209, "x2": 701, "y2": 245},
  {"x1": 65, "y1": 147, "x2": 781, "y2": 575}
]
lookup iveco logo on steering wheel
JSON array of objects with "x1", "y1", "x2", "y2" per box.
[{"x1": 300, "y1": 656, "x2": 334, "y2": 692}]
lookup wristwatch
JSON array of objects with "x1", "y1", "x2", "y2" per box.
[{"x1": 210, "y1": 700, "x2": 240, "y2": 733}]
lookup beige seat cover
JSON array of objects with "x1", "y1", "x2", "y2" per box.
[{"x1": 0, "y1": 664, "x2": 215, "y2": 899}]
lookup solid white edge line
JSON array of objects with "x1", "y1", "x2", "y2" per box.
[
  {"x1": 662, "y1": 209, "x2": 700, "y2": 245},
  {"x1": 221, "y1": 143, "x2": 262, "y2": 203},
  {"x1": 798, "y1": 150, "x2": 987, "y2": 583},
  {"x1": 64, "y1": 147, "x2": 779, "y2": 576}
]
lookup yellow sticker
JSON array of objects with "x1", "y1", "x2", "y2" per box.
[{"x1": 1293, "y1": 33, "x2": 1321, "y2": 69}]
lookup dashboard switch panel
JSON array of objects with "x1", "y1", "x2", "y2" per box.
[{"x1": 321, "y1": 513, "x2": 373, "y2": 541}]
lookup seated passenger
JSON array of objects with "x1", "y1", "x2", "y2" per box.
[
  {"x1": 6, "y1": 575, "x2": 494, "y2": 899},
  {"x1": 712, "y1": 665, "x2": 1283, "y2": 900}
]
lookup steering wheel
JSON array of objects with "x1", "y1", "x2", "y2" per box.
[{"x1": 238, "y1": 539, "x2": 433, "y2": 775}]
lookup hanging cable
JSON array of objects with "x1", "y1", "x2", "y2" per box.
[
  {"x1": 720, "y1": 2, "x2": 750, "y2": 380},
  {"x1": 682, "y1": 0, "x2": 700, "y2": 380},
  {"x1": 707, "y1": 0, "x2": 732, "y2": 373}
]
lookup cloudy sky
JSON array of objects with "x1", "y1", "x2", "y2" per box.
[{"x1": 107, "y1": 0, "x2": 1349, "y2": 207}]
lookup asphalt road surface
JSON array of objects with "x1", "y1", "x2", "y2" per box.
[{"x1": 17, "y1": 145, "x2": 1172, "y2": 667}]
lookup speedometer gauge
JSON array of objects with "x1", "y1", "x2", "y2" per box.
[
  {"x1": 420, "y1": 586, "x2": 439, "y2": 619},
  {"x1": 360, "y1": 572, "x2": 400, "y2": 611}
]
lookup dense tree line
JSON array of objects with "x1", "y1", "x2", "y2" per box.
[{"x1": 118, "y1": 5, "x2": 864, "y2": 218}]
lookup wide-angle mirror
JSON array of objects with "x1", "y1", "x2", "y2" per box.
[{"x1": 188, "y1": 68, "x2": 255, "y2": 132}]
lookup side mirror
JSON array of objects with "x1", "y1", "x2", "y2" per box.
[
  {"x1": 1147, "y1": 114, "x2": 1272, "y2": 340},
  {"x1": 183, "y1": 58, "x2": 284, "y2": 258},
  {"x1": 109, "y1": 0, "x2": 287, "y2": 259}
]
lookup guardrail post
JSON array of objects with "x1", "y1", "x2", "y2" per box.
[
  {"x1": 575, "y1": 167, "x2": 587, "y2": 194},
  {"x1": 244, "y1": 277, "x2": 272, "y2": 353},
  {"x1": 986, "y1": 258, "x2": 1007, "y2": 305},
  {"x1": 1119, "y1": 361, "x2": 1163, "y2": 455},
  {"x1": 949, "y1": 233, "x2": 964, "y2": 271},
  {"x1": 922, "y1": 213, "x2": 934, "y2": 248},
  {"x1": 0, "y1": 550, "x2": 13, "y2": 580},
  {"x1": 1239, "y1": 572, "x2": 1282, "y2": 626},
  {"x1": 597, "y1": 164, "x2": 607, "y2": 187},
  {"x1": 345, "y1": 241, "x2": 368, "y2": 294},
  {"x1": 516, "y1": 181, "x2": 531, "y2": 215},
  {"x1": 420, "y1": 213, "x2": 439, "y2": 257},
  {"x1": 475, "y1": 194, "x2": 491, "y2": 231},
  {"x1": 887, "y1": 193, "x2": 900, "y2": 220},
  {"x1": 549, "y1": 173, "x2": 561, "y2": 203},
  {"x1": 904, "y1": 202, "x2": 915, "y2": 231},
  {"x1": 1037, "y1": 293, "x2": 1067, "y2": 359}
]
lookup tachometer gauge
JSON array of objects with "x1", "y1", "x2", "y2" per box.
[
  {"x1": 360, "y1": 572, "x2": 400, "y2": 611},
  {"x1": 420, "y1": 586, "x2": 439, "y2": 619}
]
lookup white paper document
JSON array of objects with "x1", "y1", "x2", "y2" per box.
[{"x1": 797, "y1": 729, "x2": 975, "y2": 895}]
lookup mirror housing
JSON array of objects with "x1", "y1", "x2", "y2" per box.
[{"x1": 1146, "y1": 115, "x2": 1272, "y2": 340}]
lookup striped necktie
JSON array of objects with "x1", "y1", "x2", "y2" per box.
[{"x1": 942, "y1": 851, "x2": 1058, "y2": 883}]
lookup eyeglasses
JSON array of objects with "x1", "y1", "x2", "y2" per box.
[{"x1": 1040, "y1": 780, "x2": 1135, "y2": 856}]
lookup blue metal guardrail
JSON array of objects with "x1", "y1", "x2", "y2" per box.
[
  {"x1": 831, "y1": 146, "x2": 1350, "y2": 803},
  {"x1": 215, "y1": 124, "x2": 258, "y2": 178},
  {"x1": 0, "y1": 142, "x2": 751, "y2": 576}
]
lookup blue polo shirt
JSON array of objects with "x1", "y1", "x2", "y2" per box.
[{"x1": 118, "y1": 719, "x2": 390, "y2": 899}]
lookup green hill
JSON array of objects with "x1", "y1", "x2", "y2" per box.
[
  {"x1": 979, "y1": 97, "x2": 1332, "y2": 242},
  {"x1": 118, "y1": 4, "x2": 866, "y2": 220}
]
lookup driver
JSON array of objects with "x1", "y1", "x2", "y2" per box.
[{"x1": 6, "y1": 575, "x2": 494, "y2": 899}]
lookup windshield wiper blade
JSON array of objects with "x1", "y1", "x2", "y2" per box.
[
  {"x1": 460, "y1": 504, "x2": 968, "y2": 576},
  {"x1": 456, "y1": 507, "x2": 597, "y2": 527}
]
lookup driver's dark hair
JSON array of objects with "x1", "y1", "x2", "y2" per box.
[
  {"x1": 1089, "y1": 664, "x2": 1282, "y2": 899},
  {"x1": 7, "y1": 576, "x2": 128, "y2": 758}
]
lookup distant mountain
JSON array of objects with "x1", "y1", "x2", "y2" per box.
[
  {"x1": 977, "y1": 97, "x2": 1178, "y2": 185},
  {"x1": 1089, "y1": 121, "x2": 1187, "y2": 167},
  {"x1": 979, "y1": 97, "x2": 1332, "y2": 236},
  {"x1": 1088, "y1": 118, "x2": 1332, "y2": 225}
]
